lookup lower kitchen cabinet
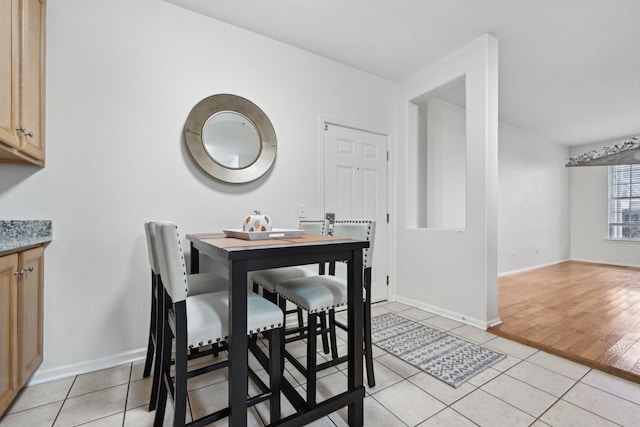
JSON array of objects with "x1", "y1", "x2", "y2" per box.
[{"x1": 0, "y1": 245, "x2": 44, "y2": 415}]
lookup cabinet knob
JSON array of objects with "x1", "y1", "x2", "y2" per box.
[
  {"x1": 15, "y1": 266, "x2": 34, "y2": 277},
  {"x1": 15, "y1": 127, "x2": 33, "y2": 137}
]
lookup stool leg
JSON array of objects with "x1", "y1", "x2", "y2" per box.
[
  {"x1": 173, "y1": 302, "x2": 188, "y2": 427},
  {"x1": 268, "y1": 328, "x2": 282, "y2": 423},
  {"x1": 363, "y1": 302, "x2": 375, "y2": 387},
  {"x1": 328, "y1": 309, "x2": 339, "y2": 360},
  {"x1": 319, "y1": 312, "x2": 330, "y2": 354},
  {"x1": 153, "y1": 298, "x2": 170, "y2": 426},
  {"x1": 143, "y1": 272, "x2": 157, "y2": 378},
  {"x1": 149, "y1": 279, "x2": 165, "y2": 411},
  {"x1": 306, "y1": 313, "x2": 317, "y2": 407}
]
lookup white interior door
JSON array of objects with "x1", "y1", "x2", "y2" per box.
[{"x1": 324, "y1": 123, "x2": 388, "y2": 302}]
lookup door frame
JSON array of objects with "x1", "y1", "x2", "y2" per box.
[{"x1": 317, "y1": 116, "x2": 394, "y2": 301}]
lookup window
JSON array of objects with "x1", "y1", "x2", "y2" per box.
[{"x1": 609, "y1": 164, "x2": 640, "y2": 239}]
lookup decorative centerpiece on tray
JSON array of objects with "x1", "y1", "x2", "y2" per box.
[{"x1": 243, "y1": 210, "x2": 272, "y2": 232}]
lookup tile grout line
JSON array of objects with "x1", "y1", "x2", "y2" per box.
[
  {"x1": 120, "y1": 362, "x2": 133, "y2": 427},
  {"x1": 51, "y1": 374, "x2": 78, "y2": 426}
]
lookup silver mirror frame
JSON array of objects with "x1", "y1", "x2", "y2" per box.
[{"x1": 185, "y1": 94, "x2": 277, "y2": 183}]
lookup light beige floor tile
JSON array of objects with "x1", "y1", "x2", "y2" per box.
[
  {"x1": 373, "y1": 380, "x2": 446, "y2": 426},
  {"x1": 316, "y1": 371, "x2": 348, "y2": 402},
  {"x1": 452, "y1": 389, "x2": 534, "y2": 427},
  {"x1": 284, "y1": 339, "x2": 310, "y2": 359},
  {"x1": 506, "y1": 361, "x2": 576, "y2": 397},
  {"x1": 284, "y1": 355, "x2": 340, "y2": 386},
  {"x1": 364, "y1": 360, "x2": 404, "y2": 394},
  {"x1": 371, "y1": 344, "x2": 386, "y2": 359},
  {"x1": 376, "y1": 353, "x2": 421, "y2": 378},
  {"x1": 331, "y1": 395, "x2": 406, "y2": 427},
  {"x1": 68, "y1": 364, "x2": 131, "y2": 398},
  {"x1": 381, "y1": 302, "x2": 413, "y2": 312},
  {"x1": 130, "y1": 360, "x2": 148, "y2": 382},
  {"x1": 540, "y1": 400, "x2": 618, "y2": 427},
  {"x1": 123, "y1": 403, "x2": 178, "y2": 426},
  {"x1": 370, "y1": 304, "x2": 392, "y2": 318},
  {"x1": 187, "y1": 380, "x2": 229, "y2": 421},
  {"x1": 126, "y1": 376, "x2": 153, "y2": 410},
  {"x1": 55, "y1": 384, "x2": 128, "y2": 427},
  {"x1": 402, "y1": 308, "x2": 437, "y2": 321},
  {"x1": 490, "y1": 354, "x2": 521, "y2": 372},
  {"x1": 449, "y1": 325, "x2": 496, "y2": 344},
  {"x1": 0, "y1": 401, "x2": 62, "y2": 427},
  {"x1": 254, "y1": 391, "x2": 298, "y2": 425},
  {"x1": 408, "y1": 371, "x2": 475, "y2": 405},
  {"x1": 187, "y1": 364, "x2": 230, "y2": 391},
  {"x1": 420, "y1": 316, "x2": 464, "y2": 331},
  {"x1": 530, "y1": 421, "x2": 551, "y2": 427},
  {"x1": 201, "y1": 406, "x2": 263, "y2": 427},
  {"x1": 482, "y1": 337, "x2": 537, "y2": 360},
  {"x1": 5, "y1": 377, "x2": 73, "y2": 414},
  {"x1": 580, "y1": 368, "x2": 640, "y2": 405},
  {"x1": 526, "y1": 351, "x2": 590, "y2": 380},
  {"x1": 297, "y1": 416, "x2": 337, "y2": 426},
  {"x1": 563, "y1": 382, "x2": 640, "y2": 426},
  {"x1": 466, "y1": 367, "x2": 501, "y2": 387},
  {"x1": 79, "y1": 412, "x2": 124, "y2": 426},
  {"x1": 481, "y1": 374, "x2": 557, "y2": 417},
  {"x1": 417, "y1": 408, "x2": 476, "y2": 426}
]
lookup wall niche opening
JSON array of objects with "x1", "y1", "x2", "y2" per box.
[{"x1": 411, "y1": 75, "x2": 467, "y2": 229}]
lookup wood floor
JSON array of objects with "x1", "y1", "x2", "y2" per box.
[{"x1": 489, "y1": 260, "x2": 640, "y2": 384}]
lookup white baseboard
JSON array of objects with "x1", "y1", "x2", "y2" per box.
[
  {"x1": 392, "y1": 295, "x2": 498, "y2": 330},
  {"x1": 498, "y1": 259, "x2": 569, "y2": 277},
  {"x1": 570, "y1": 257, "x2": 640, "y2": 269},
  {"x1": 28, "y1": 348, "x2": 147, "y2": 386}
]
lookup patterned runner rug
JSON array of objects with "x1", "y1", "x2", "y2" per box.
[{"x1": 371, "y1": 312, "x2": 505, "y2": 388}]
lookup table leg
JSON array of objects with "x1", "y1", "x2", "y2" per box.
[
  {"x1": 228, "y1": 259, "x2": 248, "y2": 427},
  {"x1": 347, "y1": 249, "x2": 364, "y2": 426},
  {"x1": 190, "y1": 242, "x2": 200, "y2": 274}
]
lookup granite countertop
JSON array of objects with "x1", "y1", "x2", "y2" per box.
[{"x1": 0, "y1": 220, "x2": 52, "y2": 256}]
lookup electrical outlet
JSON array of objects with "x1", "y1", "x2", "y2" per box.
[{"x1": 297, "y1": 204, "x2": 306, "y2": 218}]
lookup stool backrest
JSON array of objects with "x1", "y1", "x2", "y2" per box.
[
  {"x1": 155, "y1": 221, "x2": 189, "y2": 302},
  {"x1": 144, "y1": 221, "x2": 161, "y2": 275},
  {"x1": 332, "y1": 220, "x2": 376, "y2": 268},
  {"x1": 299, "y1": 219, "x2": 330, "y2": 236}
]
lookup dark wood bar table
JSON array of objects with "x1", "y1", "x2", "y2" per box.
[{"x1": 186, "y1": 233, "x2": 369, "y2": 427}]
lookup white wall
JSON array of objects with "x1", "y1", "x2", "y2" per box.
[
  {"x1": 570, "y1": 135, "x2": 640, "y2": 266},
  {"x1": 498, "y1": 123, "x2": 570, "y2": 273},
  {"x1": 0, "y1": 0, "x2": 395, "y2": 382},
  {"x1": 425, "y1": 98, "x2": 466, "y2": 229},
  {"x1": 393, "y1": 35, "x2": 499, "y2": 329}
]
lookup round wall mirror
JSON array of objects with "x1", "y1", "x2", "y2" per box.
[{"x1": 185, "y1": 94, "x2": 277, "y2": 183}]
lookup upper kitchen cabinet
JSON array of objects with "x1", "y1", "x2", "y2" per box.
[{"x1": 0, "y1": 0, "x2": 45, "y2": 166}]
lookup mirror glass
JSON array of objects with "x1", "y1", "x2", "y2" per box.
[
  {"x1": 184, "y1": 94, "x2": 277, "y2": 184},
  {"x1": 203, "y1": 111, "x2": 261, "y2": 169}
]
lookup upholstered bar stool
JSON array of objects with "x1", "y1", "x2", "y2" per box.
[
  {"x1": 252, "y1": 219, "x2": 330, "y2": 347},
  {"x1": 152, "y1": 221, "x2": 284, "y2": 427},
  {"x1": 275, "y1": 219, "x2": 376, "y2": 406},
  {"x1": 143, "y1": 221, "x2": 230, "y2": 411},
  {"x1": 252, "y1": 219, "x2": 329, "y2": 300}
]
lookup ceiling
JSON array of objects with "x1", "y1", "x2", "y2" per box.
[{"x1": 164, "y1": 0, "x2": 640, "y2": 146}]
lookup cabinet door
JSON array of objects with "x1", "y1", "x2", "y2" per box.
[
  {"x1": 17, "y1": 246, "x2": 43, "y2": 386},
  {"x1": 18, "y1": 0, "x2": 44, "y2": 160},
  {"x1": 0, "y1": 254, "x2": 18, "y2": 416},
  {"x1": 0, "y1": 0, "x2": 20, "y2": 148}
]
